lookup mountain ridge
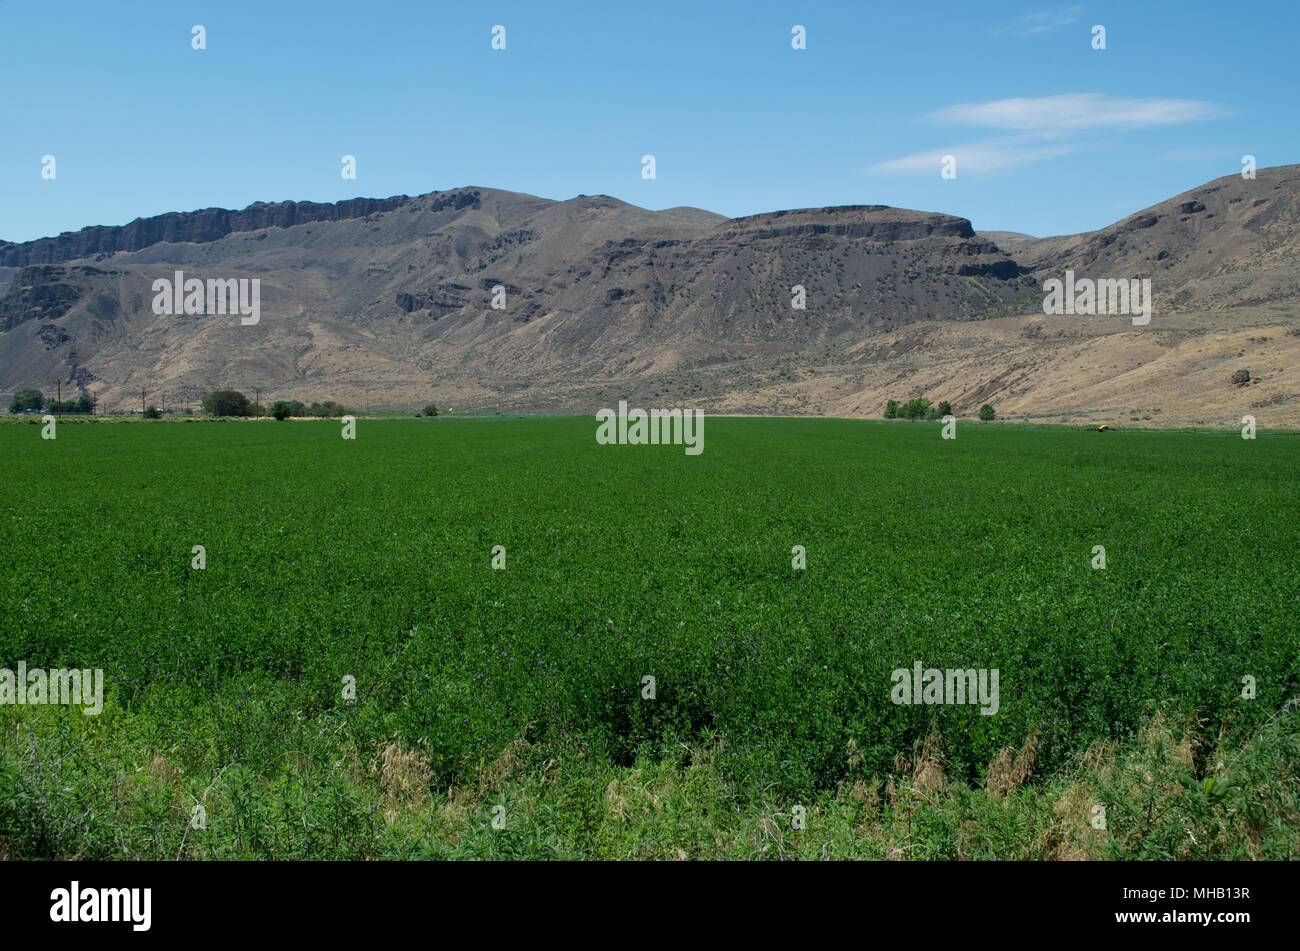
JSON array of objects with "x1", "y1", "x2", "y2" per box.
[
  {"x1": 1, "y1": 166, "x2": 1297, "y2": 426},
  {"x1": 0, "y1": 195, "x2": 415, "y2": 268}
]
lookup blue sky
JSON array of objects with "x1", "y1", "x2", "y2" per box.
[{"x1": 1, "y1": 0, "x2": 1295, "y2": 243}]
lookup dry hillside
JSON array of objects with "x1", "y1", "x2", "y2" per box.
[{"x1": 2, "y1": 165, "x2": 1297, "y2": 427}]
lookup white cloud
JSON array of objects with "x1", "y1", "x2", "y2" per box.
[
  {"x1": 989, "y1": 6, "x2": 1086, "y2": 37},
  {"x1": 927, "y1": 94, "x2": 1223, "y2": 133},
  {"x1": 870, "y1": 94, "x2": 1225, "y2": 177},
  {"x1": 870, "y1": 139, "x2": 1079, "y2": 176}
]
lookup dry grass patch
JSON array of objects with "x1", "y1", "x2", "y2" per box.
[
  {"x1": 986, "y1": 731, "x2": 1040, "y2": 800},
  {"x1": 377, "y1": 742, "x2": 432, "y2": 821}
]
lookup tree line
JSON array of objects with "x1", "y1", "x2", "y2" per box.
[
  {"x1": 201, "y1": 390, "x2": 350, "y2": 420},
  {"x1": 884, "y1": 398, "x2": 995, "y2": 421},
  {"x1": 5, "y1": 387, "x2": 358, "y2": 419},
  {"x1": 8, "y1": 388, "x2": 94, "y2": 414}
]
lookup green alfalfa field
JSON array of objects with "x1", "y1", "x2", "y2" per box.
[{"x1": 0, "y1": 415, "x2": 1296, "y2": 859}]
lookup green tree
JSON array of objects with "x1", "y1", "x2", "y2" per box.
[
  {"x1": 936, "y1": 400, "x2": 953, "y2": 418},
  {"x1": 307, "y1": 400, "x2": 347, "y2": 418},
  {"x1": 979, "y1": 404, "x2": 996, "y2": 422},
  {"x1": 270, "y1": 400, "x2": 294, "y2": 421},
  {"x1": 143, "y1": 404, "x2": 162, "y2": 419},
  {"x1": 9, "y1": 388, "x2": 44, "y2": 413},
  {"x1": 883, "y1": 400, "x2": 899, "y2": 419},
  {"x1": 201, "y1": 389, "x2": 253, "y2": 417},
  {"x1": 901, "y1": 397, "x2": 932, "y2": 420},
  {"x1": 47, "y1": 393, "x2": 95, "y2": 414},
  {"x1": 423, "y1": 403, "x2": 439, "y2": 417}
]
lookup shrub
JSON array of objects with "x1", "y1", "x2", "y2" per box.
[
  {"x1": 423, "y1": 404, "x2": 439, "y2": 417},
  {"x1": 936, "y1": 400, "x2": 953, "y2": 418},
  {"x1": 143, "y1": 404, "x2": 162, "y2": 420},
  {"x1": 884, "y1": 400, "x2": 899, "y2": 419},
  {"x1": 201, "y1": 390, "x2": 253, "y2": 417},
  {"x1": 979, "y1": 404, "x2": 996, "y2": 422}
]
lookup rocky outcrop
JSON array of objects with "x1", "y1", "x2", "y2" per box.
[
  {"x1": 957, "y1": 260, "x2": 1025, "y2": 279},
  {"x1": 0, "y1": 266, "x2": 93, "y2": 330},
  {"x1": 427, "y1": 190, "x2": 482, "y2": 214},
  {"x1": 0, "y1": 195, "x2": 412, "y2": 268},
  {"x1": 719, "y1": 206, "x2": 977, "y2": 242},
  {"x1": 396, "y1": 283, "x2": 472, "y2": 315}
]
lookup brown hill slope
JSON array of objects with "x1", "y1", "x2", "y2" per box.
[
  {"x1": 0, "y1": 187, "x2": 1030, "y2": 407},
  {"x1": 1, "y1": 167, "x2": 1297, "y2": 426},
  {"x1": 1016, "y1": 164, "x2": 1300, "y2": 312}
]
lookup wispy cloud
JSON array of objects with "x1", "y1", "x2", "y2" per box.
[
  {"x1": 871, "y1": 94, "x2": 1224, "y2": 177},
  {"x1": 989, "y1": 6, "x2": 1085, "y2": 37},
  {"x1": 871, "y1": 139, "x2": 1079, "y2": 175},
  {"x1": 928, "y1": 94, "x2": 1224, "y2": 133}
]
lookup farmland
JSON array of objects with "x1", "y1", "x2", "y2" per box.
[{"x1": 0, "y1": 416, "x2": 1297, "y2": 859}]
